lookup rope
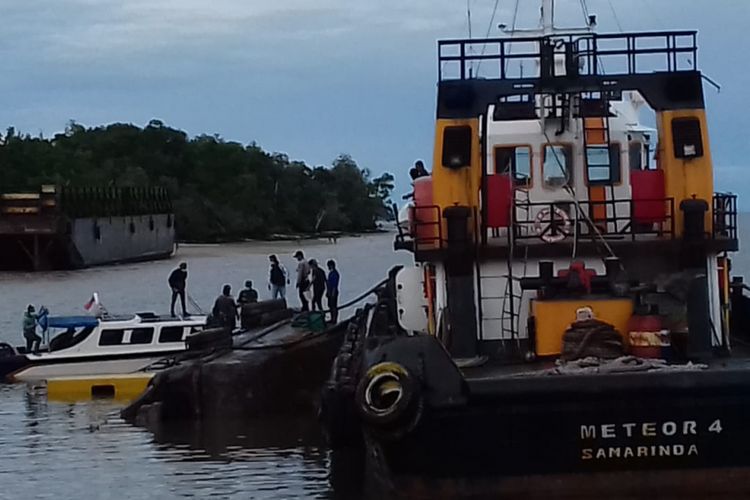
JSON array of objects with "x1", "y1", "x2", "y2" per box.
[
  {"x1": 578, "y1": 0, "x2": 590, "y2": 23},
  {"x1": 504, "y1": 0, "x2": 521, "y2": 76},
  {"x1": 541, "y1": 128, "x2": 620, "y2": 262},
  {"x1": 476, "y1": 0, "x2": 502, "y2": 74},
  {"x1": 607, "y1": 0, "x2": 624, "y2": 32},
  {"x1": 187, "y1": 293, "x2": 205, "y2": 315}
]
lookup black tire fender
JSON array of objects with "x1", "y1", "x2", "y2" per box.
[{"x1": 355, "y1": 362, "x2": 418, "y2": 427}]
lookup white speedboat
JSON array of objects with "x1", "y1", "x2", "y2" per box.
[{"x1": 0, "y1": 312, "x2": 206, "y2": 383}]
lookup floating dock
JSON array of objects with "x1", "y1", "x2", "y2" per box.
[{"x1": 46, "y1": 373, "x2": 153, "y2": 402}]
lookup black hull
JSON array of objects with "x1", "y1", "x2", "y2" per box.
[
  {"x1": 362, "y1": 368, "x2": 750, "y2": 497},
  {"x1": 0, "y1": 355, "x2": 30, "y2": 381}
]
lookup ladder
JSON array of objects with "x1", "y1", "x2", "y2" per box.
[{"x1": 580, "y1": 90, "x2": 615, "y2": 233}]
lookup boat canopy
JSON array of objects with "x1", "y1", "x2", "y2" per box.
[{"x1": 46, "y1": 316, "x2": 99, "y2": 329}]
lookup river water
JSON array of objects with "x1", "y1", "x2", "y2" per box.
[
  {"x1": 0, "y1": 232, "x2": 408, "y2": 500},
  {"x1": 1, "y1": 226, "x2": 749, "y2": 499}
]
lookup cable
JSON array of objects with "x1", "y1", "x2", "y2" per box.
[
  {"x1": 187, "y1": 293, "x2": 205, "y2": 315},
  {"x1": 607, "y1": 0, "x2": 624, "y2": 32},
  {"x1": 541, "y1": 127, "x2": 619, "y2": 262},
  {"x1": 503, "y1": 0, "x2": 521, "y2": 76},
  {"x1": 466, "y1": 0, "x2": 474, "y2": 76},
  {"x1": 579, "y1": 0, "x2": 590, "y2": 22},
  {"x1": 475, "y1": 0, "x2": 502, "y2": 75}
]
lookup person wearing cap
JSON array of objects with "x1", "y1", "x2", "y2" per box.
[
  {"x1": 294, "y1": 250, "x2": 311, "y2": 312},
  {"x1": 168, "y1": 262, "x2": 189, "y2": 317},
  {"x1": 22, "y1": 305, "x2": 41, "y2": 354},
  {"x1": 238, "y1": 280, "x2": 259, "y2": 305}
]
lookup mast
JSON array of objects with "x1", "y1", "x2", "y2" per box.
[
  {"x1": 541, "y1": 0, "x2": 555, "y2": 35},
  {"x1": 503, "y1": 0, "x2": 593, "y2": 37}
]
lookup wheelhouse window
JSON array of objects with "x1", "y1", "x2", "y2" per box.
[
  {"x1": 586, "y1": 144, "x2": 621, "y2": 185},
  {"x1": 494, "y1": 146, "x2": 531, "y2": 186},
  {"x1": 159, "y1": 326, "x2": 185, "y2": 343},
  {"x1": 672, "y1": 118, "x2": 703, "y2": 159},
  {"x1": 543, "y1": 145, "x2": 573, "y2": 188},
  {"x1": 442, "y1": 126, "x2": 472, "y2": 169},
  {"x1": 99, "y1": 329, "x2": 124, "y2": 346},
  {"x1": 130, "y1": 327, "x2": 154, "y2": 345}
]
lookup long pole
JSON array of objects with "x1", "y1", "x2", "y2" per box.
[{"x1": 541, "y1": 0, "x2": 554, "y2": 35}]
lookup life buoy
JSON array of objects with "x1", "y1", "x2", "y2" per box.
[{"x1": 534, "y1": 207, "x2": 571, "y2": 243}]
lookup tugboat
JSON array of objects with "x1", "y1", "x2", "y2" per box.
[
  {"x1": 324, "y1": 1, "x2": 750, "y2": 496},
  {"x1": 0, "y1": 296, "x2": 206, "y2": 383}
]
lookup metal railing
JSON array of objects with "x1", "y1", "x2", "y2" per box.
[
  {"x1": 438, "y1": 30, "x2": 698, "y2": 82},
  {"x1": 714, "y1": 193, "x2": 739, "y2": 241},
  {"x1": 398, "y1": 193, "x2": 738, "y2": 252},
  {"x1": 509, "y1": 198, "x2": 676, "y2": 243}
]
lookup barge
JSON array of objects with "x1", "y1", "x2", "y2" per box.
[
  {"x1": 323, "y1": 1, "x2": 750, "y2": 496},
  {"x1": 0, "y1": 185, "x2": 175, "y2": 270}
]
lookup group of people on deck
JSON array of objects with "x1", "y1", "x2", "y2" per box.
[
  {"x1": 291, "y1": 250, "x2": 340, "y2": 322},
  {"x1": 166, "y1": 251, "x2": 341, "y2": 330}
]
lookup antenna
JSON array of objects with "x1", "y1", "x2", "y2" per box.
[{"x1": 500, "y1": 0, "x2": 596, "y2": 37}]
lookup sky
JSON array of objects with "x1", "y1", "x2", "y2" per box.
[{"x1": 1, "y1": 0, "x2": 748, "y2": 204}]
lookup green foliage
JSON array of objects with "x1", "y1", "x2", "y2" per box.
[{"x1": 0, "y1": 121, "x2": 395, "y2": 242}]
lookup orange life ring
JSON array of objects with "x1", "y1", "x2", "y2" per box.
[{"x1": 534, "y1": 207, "x2": 571, "y2": 243}]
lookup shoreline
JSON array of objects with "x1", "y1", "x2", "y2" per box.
[{"x1": 177, "y1": 227, "x2": 393, "y2": 245}]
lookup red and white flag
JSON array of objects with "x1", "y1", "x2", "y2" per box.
[{"x1": 84, "y1": 293, "x2": 99, "y2": 311}]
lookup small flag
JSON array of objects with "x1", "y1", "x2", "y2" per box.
[{"x1": 84, "y1": 293, "x2": 98, "y2": 311}]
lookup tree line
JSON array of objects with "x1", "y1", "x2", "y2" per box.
[{"x1": 0, "y1": 120, "x2": 395, "y2": 242}]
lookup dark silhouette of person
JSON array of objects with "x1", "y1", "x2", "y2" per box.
[
  {"x1": 268, "y1": 254, "x2": 289, "y2": 300},
  {"x1": 295, "y1": 250, "x2": 311, "y2": 312},
  {"x1": 168, "y1": 262, "x2": 189, "y2": 317},
  {"x1": 238, "y1": 280, "x2": 259, "y2": 305},
  {"x1": 409, "y1": 160, "x2": 429, "y2": 181},
  {"x1": 310, "y1": 259, "x2": 326, "y2": 312},
  {"x1": 212, "y1": 284, "x2": 238, "y2": 330},
  {"x1": 22, "y1": 305, "x2": 41, "y2": 354},
  {"x1": 326, "y1": 260, "x2": 340, "y2": 324}
]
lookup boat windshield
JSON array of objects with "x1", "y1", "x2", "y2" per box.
[{"x1": 48, "y1": 326, "x2": 96, "y2": 352}]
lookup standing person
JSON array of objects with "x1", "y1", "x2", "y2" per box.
[
  {"x1": 409, "y1": 160, "x2": 429, "y2": 181},
  {"x1": 294, "y1": 250, "x2": 311, "y2": 312},
  {"x1": 310, "y1": 259, "x2": 326, "y2": 312},
  {"x1": 22, "y1": 305, "x2": 41, "y2": 354},
  {"x1": 212, "y1": 284, "x2": 238, "y2": 330},
  {"x1": 326, "y1": 260, "x2": 341, "y2": 324},
  {"x1": 268, "y1": 255, "x2": 289, "y2": 300},
  {"x1": 238, "y1": 280, "x2": 259, "y2": 305},
  {"x1": 168, "y1": 262, "x2": 189, "y2": 317}
]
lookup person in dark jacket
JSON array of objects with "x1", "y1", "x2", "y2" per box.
[
  {"x1": 22, "y1": 305, "x2": 41, "y2": 354},
  {"x1": 326, "y1": 260, "x2": 340, "y2": 324},
  {"x1": 409, "y1": 160, "x2": 429, "y2": 181},
  {"x1": 310, "y1": 259, "x2": 326, "y2": 312},
  {"x1": 238, "y1": 280, "x2": 259, "y2": 305},
  {"x1": 268, "y1": 255, "x2": 289, "y2": 300},
  {"x1": 212, "y1": 284, "x2": 238, "y2": 329},
  {"x1": 168, "y1": 262, "x2": 188, "y2": 317}
]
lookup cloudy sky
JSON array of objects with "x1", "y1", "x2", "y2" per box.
[{"x1": 1, "y1": 0, "x2": 748, "y2": 201}]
